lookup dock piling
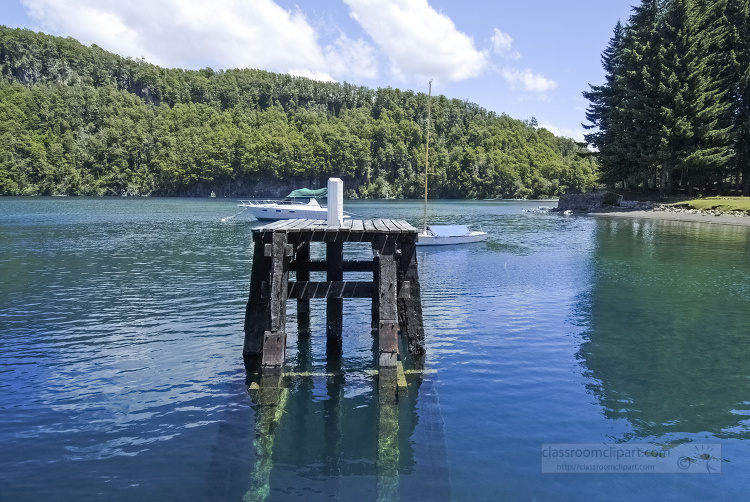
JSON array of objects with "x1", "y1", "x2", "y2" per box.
[
  {"x1": 326, "y1": 240, "x2": 344, "y2": 355},
  {"x1": 244, "y1": 217, "x2": 425, "y2": 382}
]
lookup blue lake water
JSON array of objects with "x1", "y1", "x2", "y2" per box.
[{"x1": 2, "y1": 197, "x2": 750, "y2": 501}]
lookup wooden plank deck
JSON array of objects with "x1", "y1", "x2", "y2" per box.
[
  {"x1": 255, "y1": 219, "x2": 417, "y2": 234},
  {"x1": 253, "y1": 219, "x2": 418, "y2": 244}
]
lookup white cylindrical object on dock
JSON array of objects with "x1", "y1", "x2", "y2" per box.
[{"x1": 327, "y1": 178, "x2": 344, "y2": 226}]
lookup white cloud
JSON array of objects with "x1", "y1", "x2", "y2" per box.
[
  {"x1": 490, "y1": 28, "x2": 520, "y2": 60},
  {"x1": 501, "y1": 67, "x2": 557, "y2": 93},
  {"x1": 288, "y1": 69, "x2": 337, "y2": 82},
  {"x1": 343, "y1": 0, "x2": 488, "y2": 82},
  {"x1": 539, "y1": 122, "x2": 585, "y2": 142},
  {"x1": 21, "y1": 0, "x2": 378, "y2": 82},
  {"x1": 324, "y1": 33, "x2": 379, "y2": 80}
]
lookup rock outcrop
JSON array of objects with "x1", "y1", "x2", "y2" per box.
[{"x1": 555, "y1": 192, "x2": 619, "y2": 212}]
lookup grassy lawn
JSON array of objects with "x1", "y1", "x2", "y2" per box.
[{"x1": 669, "y1": 197, "x2": 750, "y2": 213}]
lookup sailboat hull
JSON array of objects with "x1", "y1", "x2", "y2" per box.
[{"x1": 416, "y1": 230, "x2": 488, "y2": 246}]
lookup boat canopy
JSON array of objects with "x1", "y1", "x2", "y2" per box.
[
  {"x1": 287, "y1": 188, "x2": 327, "y2": 198},
  {"x1": 426, "y1": 225, "x2": 472, "y2": 237}
]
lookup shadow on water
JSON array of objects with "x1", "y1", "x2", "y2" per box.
[
  {"x1": 578, "y1": 218, "x2": 750, "y2": 440},
  {"x1": 238, "y1": 338, "x2": 451, "y2": 501}
]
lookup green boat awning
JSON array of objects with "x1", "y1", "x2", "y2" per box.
[{"x1": 286, "y1": 188, "x2": 327, "y2": 198}]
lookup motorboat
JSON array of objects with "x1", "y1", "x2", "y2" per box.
[
  {"x1": 238, "y1": 188, "x2": 348, "y2": 221},
  {"x1": 238, "y1": 188, "x2": 327, "y2": 220}
]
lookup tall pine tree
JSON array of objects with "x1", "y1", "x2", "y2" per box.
[
  {"x1": 657, "y1": 0, "x2": 731, "y2": 195},
  {"x1": 619, "y1": 0, "x2": 664, "y2": 189},
  {"x1": 583, "y1": 21, "x2": 632, "y2": 187},
  {"x1": 725, "y1": 0, "x2": 750, "y2": 195},
  {"x1": 585, "y1": 0, "x2": 738, "y2": 195}
]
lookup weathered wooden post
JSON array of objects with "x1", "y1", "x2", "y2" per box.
[
  {"x1": 244, "y1": 232, "x2": 271, "y2": 355},
  {"x1": 326, "y1": 239, "x2": 344, "y2": 354},
  {"x1": 375, "y1": 233, "x2": 400, "y2": 498},
  {"x1": 261, "y1": 231, "x2": 291, "y2": 368},
  {"x1": 397, "y1": 240, "x2": 425, "y2": 361},
  {"x1": 296, "y1": 241, "x2": 311, "y2": 336},
  {"x1": 373, "y1": 234, "x2": 398, "y2": 369},
  {"x1": 243, "y1": 230, "x2": 291, "y2": 406}
]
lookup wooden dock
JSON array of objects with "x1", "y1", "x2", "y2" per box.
[
  {"x1": 242, "y1": 216, "x2": 427, "y2": 497},
  {"x1": 243, "y1": 218, "x2": 425, "y2": 383}
]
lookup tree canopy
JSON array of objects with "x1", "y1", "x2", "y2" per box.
[
  {"x1": 584, "y1": 0, "x2": 749, "y2": 196},
  {"x1": 0, "y1": 25, "x2": 598, "y2": 197}
]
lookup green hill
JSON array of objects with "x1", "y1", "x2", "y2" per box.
[{"x1": 0, "y1": 25, "x2": 598, "y2": 197}]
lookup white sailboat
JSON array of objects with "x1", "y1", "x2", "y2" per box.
[
  {"x1": 416, "y1": 81, "x2": 488, "y2": 246},
  {"x1": 417, "y1": 224, "x2": 488, "y2": 245}
]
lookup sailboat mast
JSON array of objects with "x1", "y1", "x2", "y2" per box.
[{"x1": 423, "y1": 80, "x2": 432, "y2": 234}]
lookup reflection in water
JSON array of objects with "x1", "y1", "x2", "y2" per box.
[
  {"x1": 246, "y1": 385, "x2": 289, "y2": 502},
  {"x1": 242, "y1": 350, "x2": 445, "y2": 501},
  {"x1": 377, "y1": 375, "x2": 399, "y2": 501},
  {"x1": 579, "y1": 218, "x2": 750, "y2": 440},
  {"x1": 323, "y1": 353, "x2": 344, "y2": 497}
]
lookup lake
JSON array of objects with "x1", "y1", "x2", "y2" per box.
[{"x1": 2, "y1": 197, "x2": 750, "y2": 501}]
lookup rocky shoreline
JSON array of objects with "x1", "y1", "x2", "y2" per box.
[
  {"x1": 587, "y1": 205, "x2": 750, "y2": 227},
  {"x1": 555, "y1": 192, "x2": 750, "y2": 227},
  {"x1": 653, "y1": 203, "x2": 750, "y2": 218}
]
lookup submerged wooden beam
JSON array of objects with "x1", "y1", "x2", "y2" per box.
[
  {"x1": 245, "y1": 367, "x2": 289, "y2": 502},
  {"x1": 377, "y1": 366, "x2": 399, "y2": 500}
]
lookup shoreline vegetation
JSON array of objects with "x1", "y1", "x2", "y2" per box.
[{"x1": 0, "y1": 26, "x2": 596, "y2": 199}]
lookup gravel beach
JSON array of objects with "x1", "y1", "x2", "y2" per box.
[{"x1": 586, "y1": 208, "x2": 750, "y2": 227}]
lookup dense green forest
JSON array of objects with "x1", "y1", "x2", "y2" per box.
[
  {"x1": 584, "y1": 0, "x2": 750, "y2": 196},
  {"x1": 0, "y1": 25, "x2": 597, "y2": 198}
]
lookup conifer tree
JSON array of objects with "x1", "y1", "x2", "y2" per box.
[
  {"x1": 583, "y1": 21, "x2": 632, "y2": 187},
  {"x1": 585, "y1": 0, "x2": 739, "y2": 194},
  {"x1": 620, "y1": 0, "x2": 665, "y2": 190},
  {"x1": 657, "y1": 0, "x2": 731, "y2": 195},
  {"x1": 725, "y1": 0, "x2": 750, "y2": 195}
]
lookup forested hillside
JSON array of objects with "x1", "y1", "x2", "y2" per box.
[
  {"x1": 0, "y1": 26, "x2": 597, "y2": 197},
  {"x1": 584, "y1": 0, "x2": 750, "y2": 196}
]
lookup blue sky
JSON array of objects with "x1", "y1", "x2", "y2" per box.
[{"x1": 2, "y1": 0, "x2": 636, "y2": 141}]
